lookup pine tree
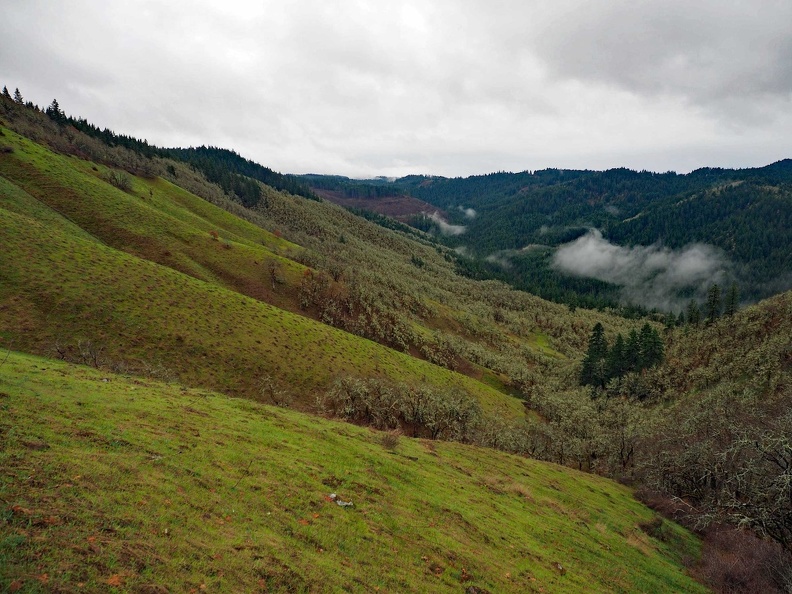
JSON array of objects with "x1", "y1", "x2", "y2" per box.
[
  {"x1": 2, "y1": 86, "x2": 10, "y2": 99},
  {"x1": 686, "y1": 300, "x2": 701, "y2": 326},
  {"x1": 638, "y1": 323, "x2": 664, "y2": 369},
  {"x1": 705, "y1": 284, "x2": 722, "y2": 324},
  {"x1": 45, "y1": 98, "x2": 66, "y2": 125},
  {"x1": 13, "y1": 88, "x2": 23, "y2": 104},
  {"x1": 724, "y1": 283, "x2": 739, "y2": 317},
  {"x1": 580, "y1": 322, "x2": 609, "y2": 388},
  {"x1": 606, "y1": 333, "x2": 627, "y2": 381},
  {"x1": 624, "y1": 329, "x2": 640, "y2": 372}
]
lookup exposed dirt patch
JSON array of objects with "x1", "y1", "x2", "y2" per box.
[{"x1": 313, "y1": 188, "x2": 444, "y2": 221}]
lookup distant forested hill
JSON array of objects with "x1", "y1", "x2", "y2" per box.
[{"x1": 303, "y1": 162, "x2": 792, "y2": 310}]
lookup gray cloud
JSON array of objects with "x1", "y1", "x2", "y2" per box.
[
  {"x1": 459, "y1": 206, "x2": 477, "y2": 219},
  {"x1": 531, "y1": 1, "x2": 792, "y2": 124},
  {"x1": 553, "y1": 229, "x2": 729, "y2": 311},
  {"x1": 1, "y1": 1, "x2": 790, "y2": 177}
]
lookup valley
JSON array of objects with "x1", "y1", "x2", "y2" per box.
[{"x1": 1, "y1": 91, "x2": 791, "y2": 592}]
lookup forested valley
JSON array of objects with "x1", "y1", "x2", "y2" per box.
[
  {"x1": 302, "y1": 163, "x2": 792, "y2": 314},
  {"x1": 2, "y1": 89, "x2": 791, "y2": 592}
]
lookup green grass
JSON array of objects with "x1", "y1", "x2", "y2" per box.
[
  {"x1": 527, "y1": 331, "x2": 563, "y2": 358},
  {"x1": 0, "y1": 351, "x2": 706, "y2": 593},
  {"x1": 0, "y1": 127, "x2": 302, "y2": 295},
  {"x1": 0, "y1": 137, "x2": 523, "y2": 418},
  {"x1": 0, "y1": 205, "x2": 521, "y2": 417}
]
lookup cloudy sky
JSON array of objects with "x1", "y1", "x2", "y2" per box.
[{"x1": 2, "y1": 0, "x2": 791, "y2": 178}]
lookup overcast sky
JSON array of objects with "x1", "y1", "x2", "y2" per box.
[{"x1": 2, "y1": 1, "x2": 791, "y2": 178}]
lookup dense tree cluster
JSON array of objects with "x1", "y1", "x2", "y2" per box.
[
  {"x1": 301, "y1": 174, "x2": 407, "y2": 199},
  {"x1": 676, "y1": 282, "x2": 739, "y2": 327},
  {"x1": 45, "y1": 98, "x2": 67, "y2": 126},
  {"x1": 168, "y1": 146, "x2": 317, "y2": 206},
  {"x1": 580, "y1": 322, "x2": 664, "y2": 389},
  {"x1": 67, "y1": 115, "x2": 162, "y2": 158}
]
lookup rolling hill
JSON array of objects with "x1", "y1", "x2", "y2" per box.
[
  {"x1": 0, "y1": 125, "x2": 525, "y2": 420},
  {"x1": 3, "y1": 90, "x2": 792, "y2": 591}
]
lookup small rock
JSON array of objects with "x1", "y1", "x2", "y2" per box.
[{"x1": 328, "y1": 493, "x2": 353, "y2": 507}]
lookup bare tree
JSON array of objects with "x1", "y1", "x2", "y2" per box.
[{"x1": 266, "y1": 258, "x2": 283, "y2": 290}]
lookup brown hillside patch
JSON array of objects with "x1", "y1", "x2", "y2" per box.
[{"x1": 313, "y1": 188, "x2": 444, "y2": 221}]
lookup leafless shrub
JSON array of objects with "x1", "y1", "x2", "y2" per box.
[
  {"x1": 78, "y1": 339, "x2": 104, "y2": 368},
  {"x1": 257, "y1": 374, "x2": 293, "y2": 407},
  {"x1": 694, "y1": 527, "x2": 792, "y2": 594},
  {"x1": 51, "y1": 338, "x2": 72, "y2": 361},
  {"x1": 634, "y1": 487, "x2": 696, "y2": 523},
  {"x1": 141, "y1": 360, "x2": 178, "y2": 383},
  {"x1": 320, "y1": 377, "x2": 481, "y2": 441},
  {"x1": 379, "y1": 430, "x2": 401, "y2": 450},
  {"x1": 103, "y1": 169, "x2": 133, "y2": 191},
  {"x1": 266, "y1": 259, "x2": 284, "y2": 290}
]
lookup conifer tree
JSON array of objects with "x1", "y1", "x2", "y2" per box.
[
  {"x1": 686, "y1": 300, "x2": 701, "y2": 326},
  {"x1": 45, "y1": 98, "x2": 66, "y2": 125},
  {"x1": 724, "y1": 282, "x2": 739, "y2": 317},
  {"x1": 606, "y1": 333, "x2": 626, "y2": 381},
  {"x1": 13, "y1": 88, "x2": 23, "y2": 104},
  {"x1": 580, "y1": 322, "x2": 609, "y2": 388},
  {"x1": 624, "y1": 329, "x2": 640, "y2": 372},
  {"x1": 638, "y1": 323, "x2": 664, "y2": 369},
  {"x1": 705, "y1": 284, "x2": 722, "y2": 324},
  {"x1": 2, "y1": 86, "x2": 10, "y2": 99}
]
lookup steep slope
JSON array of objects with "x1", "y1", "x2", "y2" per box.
[
  {"x1": 0, "y1": 351, "x2": 706, "y2": 593},
  {"x1": 1, "y1": 112, "x2": 647, "y2": 424},
  {"x1": 0, "y1": 171, "x2": 522, "y2": 419},
  {"x1": 634, "y1": 291, "x2": 792, "y2": 553},
  {"x1": 0, "y1": 126, "x2": 305, "y2": 310}
]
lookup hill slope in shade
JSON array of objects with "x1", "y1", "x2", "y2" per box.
[{"x1": 0, "y1": 351, "x2": 706, "y2": 593}]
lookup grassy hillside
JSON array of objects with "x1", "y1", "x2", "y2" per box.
[
  {"x1": 0, "y1": 109, "x2": 647, "y2": 423},
  {"x1": 5, "y1": 93, "x2": 790, "y2": 587},
  {"x1": 0, "y1": 351, "x2": 706, "y2": 593},
  {"x1": 0, "y1": 171, "x2": 522, "y2": 421}
]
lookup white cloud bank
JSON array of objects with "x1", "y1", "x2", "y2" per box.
[
  {"x1": 552, "y1": 229, "x2": 729, "y2": 311},
  {"x1": 428, "y1": 212, "x2": 466, "y2": 236}
]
